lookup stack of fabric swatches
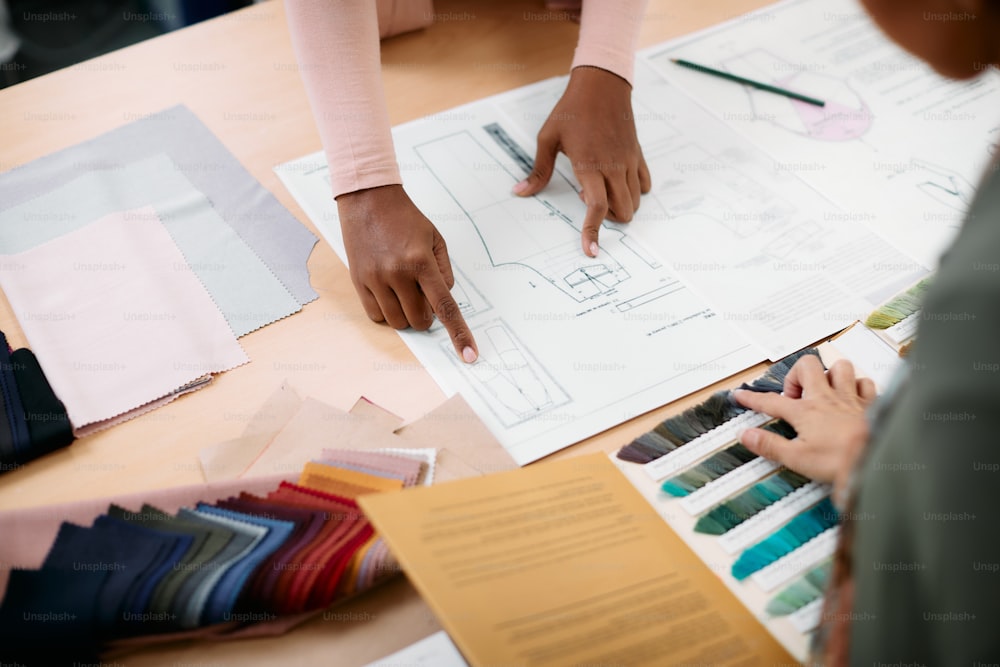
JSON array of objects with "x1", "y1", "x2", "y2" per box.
[
  {"x1": 0, "y1": 329, "x2": 73, "y2": 472},
  {"x1": 0, "y1": 106, "x2": 318, "y2": 437},
  {"x1": 0, "y1": 448, "x2": 429, "y2": 663},
  {"x1": 617, "y1": 348, "x2": 839, "y2": 644}
]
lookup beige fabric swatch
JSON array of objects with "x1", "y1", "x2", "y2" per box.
[{"x1": 199, "y1": 382, "x2": 304, "y2": 482}]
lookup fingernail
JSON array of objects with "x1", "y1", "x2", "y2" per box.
[
  {"x1": 741, "y1": 429, "x2": 758, "y2": 447},
  {"x1": 462, "y1": 346, "x2": 477, "y2": 363},
  {"x1": 589, "y1": 242, "x2": 599, "y2": 257},
  {"x1": 512, "y1": 180, "x2": 529, "y2": 195}
]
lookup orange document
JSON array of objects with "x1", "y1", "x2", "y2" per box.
[{"x1": 359, "y1": 453, "x2": 794, "y2": 666}]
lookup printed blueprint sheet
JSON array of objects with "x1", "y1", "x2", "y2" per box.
[
  {"x1": 644, "y1": 0, "x2": 1000, "y2": 267},
  {"x1": 504, "y1": 62, "x2": 926, "y2": 361},
  {"x1": 277, "y1": 97, "x2": 761, "y2": 465}
]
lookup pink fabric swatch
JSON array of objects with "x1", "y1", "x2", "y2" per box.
[{"x1": 0, "y1": 206, "x2": 248, "y2": 431}]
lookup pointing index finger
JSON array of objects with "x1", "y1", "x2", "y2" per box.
[
  {"x1": 577, "y1": 172, "x2": 608, "y2": 257},
  {"x1": 419, "y1": 271, "x2": 478, "y2": 363}
]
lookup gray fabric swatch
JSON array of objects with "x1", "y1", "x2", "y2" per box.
[
  {"x1": 0, "y1": 153, "x2": 301, "y2": 337},
  {"x1": 175, "y1": 507, "x2": 265, "y2": 629},
  {"x1": 0, "y1": 104, "x2": 317, "y2": 304}
]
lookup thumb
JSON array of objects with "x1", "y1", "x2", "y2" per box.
[
  {"x1": 740, "y1": 427, "x2": 794, "y2": 467},
  {"x1": 514, "y1": 130, "x2": 558, "y2": 197}
]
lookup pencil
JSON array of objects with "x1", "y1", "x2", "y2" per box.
[{"x1": 670, "y1": 58, "x2": 826, "y2": 107}]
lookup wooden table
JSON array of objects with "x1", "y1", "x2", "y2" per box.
[{"x1": 0, "y1": 0, "x2": 773, "y2": 663}]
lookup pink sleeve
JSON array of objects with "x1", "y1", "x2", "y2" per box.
[
  {"x1": 571, "y1": 0, "x2": 650, "y2": 86},
  {"x1": 284, "y1": 0, "x2": 402, "y2": 198}
]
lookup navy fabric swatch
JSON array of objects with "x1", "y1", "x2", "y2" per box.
[
  {"x1": 91, "y1": 516, "x2": 191, "y2": 631},
  {"x1": 10, "y1": 347, "x2": 73, "y2": 461},
  {"x1": 42, "y1": 520, "x2": 180, "y2": 635},
  {"x1": 0, "y1": 332, "x2": 30, "y2": 455},
  {"x1": 0, "y1": 567, "x2": 105, "y2": 664},
  {"x1": 0, "y1": 377, "x2": 15, "y2": 466}
]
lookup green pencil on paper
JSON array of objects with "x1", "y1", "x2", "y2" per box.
[{"x1": 671, "y1": 58, "x2": 826, "y2": 107}]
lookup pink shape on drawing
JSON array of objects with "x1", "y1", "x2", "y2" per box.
[{"x1": 790, "y1": 98, "x2": 873, "y2": 141}]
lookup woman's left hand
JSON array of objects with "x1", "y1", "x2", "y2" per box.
[{"x1": 514, "y1": 66, "x2": 651, "y2": 258}]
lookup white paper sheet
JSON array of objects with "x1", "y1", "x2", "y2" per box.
[
  {"x1": 823, "y1": 322, "x2": 903, "y2": 392},
  {"x1": 363, "y1": 631, "x2": 469, "y2": 667},
  {"x1": 644, "y1": 0, "x2": 1000, "y2": 267},
  {"x1": 278, "y1": 101, "x2": 760, "y2": 464}
]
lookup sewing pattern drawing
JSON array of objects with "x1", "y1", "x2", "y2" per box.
[
  {"x1": 415, "y1": 130, "x2": 633, "y2": 302},
  {"x1": 444, "y1": 319, "x2": 571, "y2": 427},
  {"x1": 655, "y1": 143, "x2": 811, "y2": 257},
  {"x1": 718, "y1": 49, "x2": 873, "y2": 142},
  {"x1": 449, "y1": 267, "x2": 492, "y2": 319},
  {"x1": 906, "y1": 158, "x2": 976, "y2": 214}
]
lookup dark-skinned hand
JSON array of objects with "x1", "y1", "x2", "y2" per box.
[
  {"x1": 514, "y1": 66, "x2": 652, "y2": 257},
  {"x1": 337, "y1": 184, "x2": 478, "y2": 362}
]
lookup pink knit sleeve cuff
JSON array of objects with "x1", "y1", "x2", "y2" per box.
[{"x1": 570, "y1": 0, "x2": 649, "y2": 86}]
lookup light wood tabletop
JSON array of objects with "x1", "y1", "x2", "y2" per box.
[{"x1": 0, "y1": 0, "x2": 776, "y2": 663}]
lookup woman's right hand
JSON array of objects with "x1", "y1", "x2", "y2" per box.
[
  {"x1": 733, "y1": 356, "x2": 876, "y2": 500},
  {"x1": 336, "y1": 184, "x2": 478, "y2": 363}
]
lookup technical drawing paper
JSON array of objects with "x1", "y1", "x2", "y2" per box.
[
  {"x1": 502, "y1": 65, "x2": 928, "y2": 360},
  {"x1": 644, "y1": 0, "x2": 1000, "y2": 267},
  {"x1": 278, "y1": 98, "x2": 761, "y2": 465}
]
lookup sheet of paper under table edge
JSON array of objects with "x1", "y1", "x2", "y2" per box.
[
  {"x1": 0, "y1": 153, "x2": 303, "y2": 337},
  {"x1": 358, "y1": 453, "x2": 794, "y2": 667},
  {"x1": 363, "y1": 630, "x2": 468, "y2": 667},
  {"x1": 819, "y1": 321, "x2": 903, "y2": 393},
  {"x1": 0, "y1": 206, "x2": 248, "y2": 431},
  {"x1": 0, "y1": 104, "x2": 318, "y2": 305}
]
